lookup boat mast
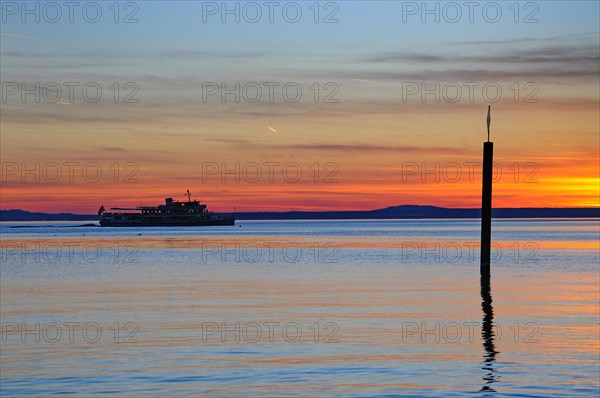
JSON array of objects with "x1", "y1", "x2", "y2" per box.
[{"x1": 186, "y1": 189, "x2": 192, "y2": 202}]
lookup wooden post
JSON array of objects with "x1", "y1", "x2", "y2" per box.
[{"x1": 480, "y1": 107, "x2": 493, "y2": 273}]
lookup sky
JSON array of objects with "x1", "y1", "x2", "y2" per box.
[{"x1": 1, "y1": 0, "x2": 599, "y2": 213}]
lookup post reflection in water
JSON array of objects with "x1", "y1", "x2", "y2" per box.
[{"x1": 480, "y1": 269, "x2": 499, "y2": 393}]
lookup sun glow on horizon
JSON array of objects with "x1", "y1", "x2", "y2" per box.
[{"x1": 0, "y1": 2, "x2": 598, "y2": 214}]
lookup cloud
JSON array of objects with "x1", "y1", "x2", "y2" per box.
[
  {"x1": 449, "y1": 32, "x2": 599, "y2": 46},
  {"x1": 160, "y1": 50, "x2": 269, "y2": 59},
  {"x1": 95, "y1": 146, "x2": 130, "y2": 153},
  {"x1": 365, "y1": 53, "x2": 445, "y2": 63},
  {"x1": 365, "y1": 45, "x2": 599, "y2": 66},
  {"x1": 360, "y1": 34, "x2": 599, "y2": 83},
  {"x1": 0, "y1": 49, "x2": 270, "y2": 60},
  {"x1": 206, "y1": 138, "x2": 470, "y2": 155},
  {"x1": 0, "y1": 32, "x2": 38, "y2": 40}
]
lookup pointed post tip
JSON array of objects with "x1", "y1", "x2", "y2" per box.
[{"x1": 486, "y1": 105, "x2": 491, "y2": 142}]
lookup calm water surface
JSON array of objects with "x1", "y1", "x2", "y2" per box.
[{"x1": 1, "y1": 219, "x2": 598, "y2": 397}]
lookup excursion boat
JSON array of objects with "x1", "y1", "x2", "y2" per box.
[{"x1": 98, "y1": 190, "x2": 235, "y2": 227}]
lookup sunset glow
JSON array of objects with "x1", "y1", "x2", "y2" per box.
[{"x1": 1, "y1": 2, "x2": 598, "y2": 213}]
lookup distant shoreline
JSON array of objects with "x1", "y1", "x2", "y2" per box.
[{"x1": 1, "y1": 206, "x2": 598, "y2": 221}]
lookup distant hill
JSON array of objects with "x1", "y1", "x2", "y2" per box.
[
  {"x1": 230, "y1": 205, "x2": 600, "y2": 220},
  {"x1": 0, "y1": 210, "x2": 99, "y2": 221},
  {"x1": 1, "y1": 206, "x2": 598, "y2": 222}
]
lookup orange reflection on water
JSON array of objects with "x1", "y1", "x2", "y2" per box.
[{"x1": 2, "y1": 236, "x2": 597, "y2": 250}]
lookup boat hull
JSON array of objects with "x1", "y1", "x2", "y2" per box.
[{"x1": 99, "y1": 218, "x2": 235, "y2": 227}]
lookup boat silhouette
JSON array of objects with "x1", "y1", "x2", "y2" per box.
[{"x1": 98, "y1": 190, "x2": 235, "y2": 227}]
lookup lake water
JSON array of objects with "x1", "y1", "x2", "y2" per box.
[{"x1": 1, "y1": 219, "x2": 598, "y2": 397}]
